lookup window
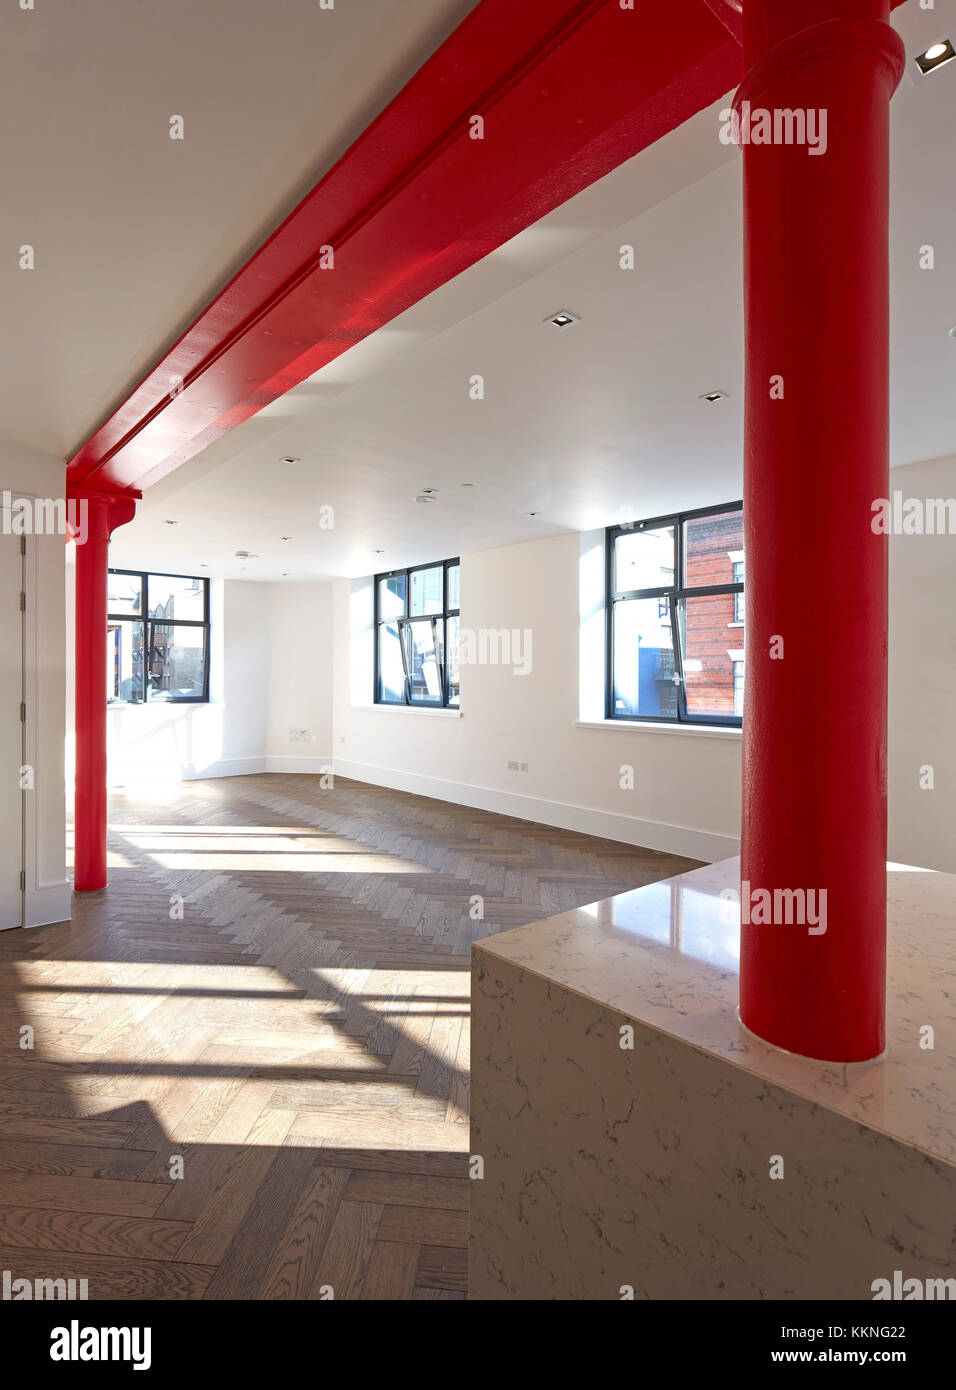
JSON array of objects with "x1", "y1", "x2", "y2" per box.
[
  {"x1": 606, "y1": 503, "x2": 743, "y2": 726},
  {"x1": 732, "y1": 559, "x2": 745, "y2": 622},
  {"x1": 374, "y1": 558, "x2": 460, "y2": 708},
  {"x1": 107, "y1": 570, "x2": 210, "y2": 704}
]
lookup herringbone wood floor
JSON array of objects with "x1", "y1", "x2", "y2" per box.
[{"x1": 0, "y1": 774, "x2": 699, "y2": 1300}]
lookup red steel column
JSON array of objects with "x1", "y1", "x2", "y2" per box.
[
  {"x1": 71, "y1": 491, "x2": 136, "y2": 892},
  {"x1": 737, "y1": 1, "x2": 904, "y2": 1061}
]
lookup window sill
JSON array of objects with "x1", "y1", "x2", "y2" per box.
[
  {"x1": 576, "y1": 719, "x2": 741, "y2": 739},
  {"x1": 352, "y1": 703, "x2": 462, "y2": 718}
]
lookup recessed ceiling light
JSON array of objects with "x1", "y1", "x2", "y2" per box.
[
  {"x1": 460, "y1": 482, "x2": 474, "y2": 488},
  {"x1": 281, "y1": 536, "x2": 293, "y2": 541},
  {"x1": 373, "y1": 549, "x2": 385, "y2": 554},
  {"x1": 546, "y1": 310, "x2": 580, "y2": 329},
  {"x1": 234, "y1": 550, "x2": 258, "y2": 559},
  {"x1": 915, "y1": 39, "x2": 954, "y2": 74},
  {"x1": 279, "y1": 455, "x2": 301, "y2": 465},
  {"x1": 163, "y1": 518, "x2": 177, "y2": 525},
  {"x1": 527, "y1": 510, "x2": 541, "y2": 517},
  {"x1": 415, "y1": 494, "x2": 437, "y2": 504},
  {"x1": 699, "y1": 390, "x2": 728, "y2": 403}
]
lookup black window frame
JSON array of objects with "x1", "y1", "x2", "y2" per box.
[
  {"x1": 373, "y1": 557, "x2": 460, "y2": 708},
  {"x1": 606, "y1": 501, "x2": 743, "y2": 728},
  {"x1": 107, "y1": 568, "x2": 211, "y2": 705}
]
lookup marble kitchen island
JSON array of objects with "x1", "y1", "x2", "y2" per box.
[{"x1": 469, "y1": 859, "x2": 956, "y2": 1300}]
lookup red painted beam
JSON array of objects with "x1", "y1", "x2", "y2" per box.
[{"x1": 68, "y1": 0, "x2": 745, "y2": 495}]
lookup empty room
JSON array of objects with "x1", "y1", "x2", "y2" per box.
[{"x1": 1, "y1": 0, "x2": 954, "y2": 1353}]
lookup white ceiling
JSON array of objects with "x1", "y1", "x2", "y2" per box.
[
  {"x1": 0, "y1": 0, "x2": 479, "y2": 457},
  {"x1": 11, "y1": 3, "x2": 954, "y2": 583}
]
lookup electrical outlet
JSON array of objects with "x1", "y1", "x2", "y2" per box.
[
  {"x1": 289, "y1": 728, "x2": 309, "y2": 742},
  {"x1": 507, "y1": 759, "x2": 519, "y2": 771},
  {"x1": 520, "y1": 762, "x2": 528, "y2": 773}
]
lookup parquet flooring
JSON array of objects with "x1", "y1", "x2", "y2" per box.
[{"x1": 0, "y1": 773, "x2": 700, "y2": 1300}]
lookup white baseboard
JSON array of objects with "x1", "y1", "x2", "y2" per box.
[
  {"x1": 181, "y1": 756, "x2": 266, "y2": 779},
  {"x1": 265, "y1": 755, "x2": 335, "y2": 774},
  {"x1": 332, "y1": 758, "x2": 739, "y2": 863}
]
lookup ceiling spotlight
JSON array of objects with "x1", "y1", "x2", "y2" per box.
[
  {"x1": 915, "y1": 38, "x2": 954, "y2": 74},
  {"x1": 281, "y1": 536, "x2": 293, "y2": 541},
  {"x1": 280, "y1": 455, "x2": 302, "y2": 465},
  {"x1": 699, "y1": 390, "x2": 728, "y2": 403},
  {"x1": 163, "y1": 519, "x2": 178, "y2": 525},
  {"x1": 373, "y1": 548, "x2": 385, "y2": 554},
  {"x1": 234, "y1": 550, "x2": 258, "y2": 559},
  {"x1": 546, "y1": 310, "x2": 580, "y2": 329},
  {"x1": 460, "y1": 482, "x2": 475, "y2": 488},
  {"x1": 415, "y1": 493, "x2": 437, "y2": 504},
  {"x1": 527, "y1": 510, "x2": 541, "y2": 517}
]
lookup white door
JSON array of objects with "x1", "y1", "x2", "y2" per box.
[{"x1": 0, "y1": 516, "x2": 23, "y2": 930}]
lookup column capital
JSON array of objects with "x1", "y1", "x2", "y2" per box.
[
  {"x1": 65, "y1": 485, "x2": 140, "y2": 542},
  {"x1": 734, "y1": 16, "x2": 904, "y2": 112}
]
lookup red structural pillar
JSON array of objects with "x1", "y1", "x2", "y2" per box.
[
  {"x1": 70, "y1": 489, "x2": 137, "y2": 892},
  {"x1": 737, "y1": 1, "x2": 904, "y2": 1061}
]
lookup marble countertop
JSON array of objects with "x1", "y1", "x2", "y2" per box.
[{"x1": 474, "y1": 858, "x2": 955, "y2": 1164}]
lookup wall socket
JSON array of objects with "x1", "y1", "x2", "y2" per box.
[
  {"x1": 289, "y1": 728, "x2": 310, "y2": 742},
  {"x1": 507, "y1": 760, "x2": 529, "y2": 773}
]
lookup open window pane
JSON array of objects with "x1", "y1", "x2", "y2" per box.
[
  {"x1": 148, "y1": 573, "x2": 205, "y2": 621},
  {"x1": 410, "y1": 565, "x2": 443, "y2": 616},
  {"x1": 404, "y1": 619, "x2": 443, "y2": 703},
  {"x1": 107, "y1": 572, "x2": 142, "y2": 617},
  {"x1": 611, "y1": 598, "x2": 678, "y2": 719},
  {"x1": 682, "y1": 509, "x2": 743, "y2": 589},
  {"x1": 613, "y1": 525, "x2": 674, "y2": 594},
  {"x1": 445, "y1": 615, "x2": 460, "y2": 707},
  {"x1": 678, "y1": 596, "x2": 741, "y2": 718},
  {"x1": 378, "y1": 620, "x2": 405, "y2": 702},
  {"x1": 107, "y1": 621, "x2": 144, "y2": 703},
  {"x1": 378, "y1": 574, "x2": 405, "y2": 621},
  {"x1": 147, "y1": 623, "x2": 206, "y2": 700}
]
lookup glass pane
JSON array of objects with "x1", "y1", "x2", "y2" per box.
[
  {"x1": 147, "y1": 573, "x2": 205, "y2": 621},
  {"x1": 107, "y1": 572, "x2": 142, "y2": 617},
  {"x1": 107, "y1": 621, "x2": 144, "y2": 703},
  {"x1": 405, "y1": 619, "x2": 443, "y2": 703},
  {"x1": 612, "y1": 598, "x2": 678, "y2": 719},
  {"x1": 682, "y1": 508, "x2": 743, "y2": 589},
  {"x1": 410, "y1": 565, "x2": 444, "y2": 616},
  {"x1": 613, "y1": 526, "x2": 675, "y2": 593},
  {"x1": 679, "y1": 596, "x2": 742, "y2": 719},
  {"x1": 446, "y1": 615, "x2": 460, "y2": 707},
  {"x1": 447, "y1": 563, "x2": 460, "y2": 611},
  {"x1": 147, "y1": 623, "x2": 206, "y2": 700},
  {"x1": 378, "y1": 621, "x2": 405, "y2": 702},
  {"x1": 378, "y1": 574, "x2": 405, "y2": 621}
]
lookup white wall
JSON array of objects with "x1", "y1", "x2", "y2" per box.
[
  {"x1": 83, "y1": 579, "x2": 270, "y2": 786},
  {"x1": 266, "y1": 581, "x2": 334, "y2": 771},
  {"x1": 333, "y1": 532, "x2": 742, "y2": 862},
  {"x1": 92, "y1": 577, "x2": 333, "y2": 787},
  {"x1": 2, "y1": 445, "x2": 70, "y2": 927},
  {"x1": 888, "y1": 452, "x2": 956, "y2": 872}
]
